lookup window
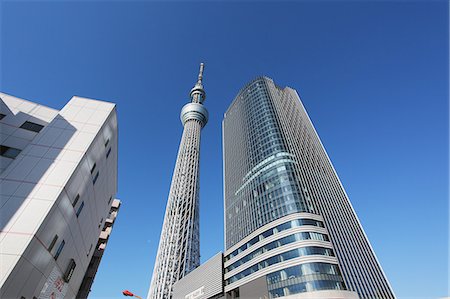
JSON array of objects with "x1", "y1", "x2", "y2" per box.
[
  {"x1": 108, "y1": 196, "x2": 112, "y2": 204},
  {"x1": 72, "y1": 194, "x2": 80, "y2": 207},
  {"x1": 76, "y1": 201, "x2": 84, "y2": 217},
  {"x1": 63, "y1": 259, "x2": 76, "y2": 282},
  {"x1": 20, "y1": 121, "x2": 44, "y2": 133},
  {"x1": 48, "y1": 235, "x2": 59, "y2": 252},
  {"x1": 93, "y1": 171, "x2": 99, "y2": 184},
  {"x1": 0, "y1": 145, "x2": 21, "y2": 159},
  {"x1": 54, "y1": 240, "x2": 65, "y2": 260},
  {"x1": 0, "y1": 113, "x2": 6, "y2": 120},
  {"x1": 90, "y1": 163, "x2": 96, "y2": 174},
  {"x1": 106, "y1": 147, "x2": 112, "y2": 158},
  {"x1": 104, "y1": 138, "x2": 110, "y2": 147}
]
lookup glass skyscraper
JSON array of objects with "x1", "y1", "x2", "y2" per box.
[{"x1": 222, "y1": 77, "x2": 395, "y2": 299}]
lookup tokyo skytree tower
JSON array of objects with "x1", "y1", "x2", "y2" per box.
[{"x1": 147, "y1": 64, "x2": 208, "y2": 299}]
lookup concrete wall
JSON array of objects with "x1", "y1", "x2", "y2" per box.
[
  {"x1": 0, "y1": 94, "x2": 118, "y2": 299},
  {"x1": 173, "y1": 253, "x2": 224, "y2": 299}
]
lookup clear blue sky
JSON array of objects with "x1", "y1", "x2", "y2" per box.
[{"x1": 1, "y1": 1, "x2": 448, "y2": 298}]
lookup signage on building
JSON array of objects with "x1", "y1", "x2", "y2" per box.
[
  {"x1": 38, "y1": 266, "x2": 68, "y2": 299},
  {"x1": 185, "y1": 286, "x2": 205, "y2": 299}
]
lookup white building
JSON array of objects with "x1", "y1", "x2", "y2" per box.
[{"x1": 0, "y1": 93, "x2": 119, "y2": 299}]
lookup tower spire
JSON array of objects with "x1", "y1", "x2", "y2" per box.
[
  {"x1": 197, "y1": 62, "x2": 204, "y2": 85},
  {"x1": 190, "y1": 63, "x2": 206, "y2": 104}
]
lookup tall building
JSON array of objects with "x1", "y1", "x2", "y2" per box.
[
  {"x1": 0, "y1": 93, "x2": 119, "y2": 298},
  {"x1": 222, "y1": 77, "x2": 395, "y2": 299},
  {"x1": 172, "y1": 76, "x2": 395, "y2": 299},
  {"x1": 148, "y1": 64, "x2": 209, "y2": 299}
]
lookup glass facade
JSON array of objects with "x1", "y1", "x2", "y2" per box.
[
  {"x1": 223, "y1": 76, "x2": 395, "y2": 298},
  {"x1": 223, "y1": 77, "x2": 348, "y2": 296},
  {"x1": 266, "y1": 263, "x2": 345, "y2": 298},
  {"x1": 223, "y1": 78, "x2": 315, "y2": 249},
  {"x1": 226, "y1": 246, "x2": 335, "y2": 285},
  {"x1": 225, "y1": 218, "x2": 324, "y2": 261},
  {"x1": 225, "y1": 232, "x2": 330, "y2": 273}
]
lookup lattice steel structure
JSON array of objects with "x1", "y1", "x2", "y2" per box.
[{"x1": 147, "y1": 64, "x2": 208, "y2": 299}]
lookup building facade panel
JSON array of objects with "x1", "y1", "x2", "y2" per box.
[
  {"x1": 222, "y1": 77, "x2": 393, "y2": 299},
  {"x1": 173, "y1": 253, "x2": 224, "y2": 299},
  {"x1": 0, "y1": 93, "x2": 119, "y2": 299}
]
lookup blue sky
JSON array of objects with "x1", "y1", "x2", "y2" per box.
[{"x1": 1, "y1": 1, "x2": 448, "y2": 298}]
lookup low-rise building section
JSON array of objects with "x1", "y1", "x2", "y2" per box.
[{"x1": 0, "y1": 93, "x2": 119, "y2": 299}]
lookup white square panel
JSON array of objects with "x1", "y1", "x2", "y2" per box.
[
  {"x1": 32, "y1": 106, "x2": 58, "y2": 122},
  {"x1": 16, "y1": 101, "x2": 38, "y2": 114},
  {"x1": 87, "y1": 109, "x2": 111, "y2": 125},
  {"x1": 32, "y1": 184, "x2": 63, "y2": 201},
  {"x1": 81, "y1": 123, "x2": 101, "y2": 134},
  {"x1": 67, "y1": 132, "x2": 95, "y2": 152},
  {"x1": 60, "y1": 149, "x2": 83, "y2": 163},
  {"x1": 73, "y1": 107, "x2": 95, "y2": 123},
  {"x1": 10, "y1": 199, "x2": 53, "y2": 234},
  {"x1": 44, "y1": 160, "x2": 77, "y2": 186},
  {"x1": 0, "y1": 232, "x2": 33, "y2": 255},
  {"x1": 0, "y1": 253, "x2": 21, "y2": 286},
  {"x1": 59, "y1": 105, "x2": 82, "y2": 121},
  {"x1": 83, "y1": 100, "x2": 100, "y2": 110}
]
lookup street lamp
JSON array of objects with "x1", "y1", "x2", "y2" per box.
[{"x1": 122, "y1": 290, "x2": 143, "y2": 299}]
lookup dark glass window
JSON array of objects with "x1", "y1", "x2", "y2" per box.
[
  {"x1": 54, "y1": 240, "x2": 65, "y2": 260},
  {"x1": 0, "y1": 113, "x2": 6, "y2": 120},
  {"x1": 48, "y1": 235, "x2": 58, "y2": 252},
  {"x1": 106, "y1": 147, "x2": 112, "y2": 158},
  {"x1": 63, "y1": 259, "x2": 76, "y2": 282},
  {"x1": 0, "y1": 145, "x2": 21, "y2": 159},
  {"x1": 76, "y1": 201, "x2": 84, "y2": 217},
  {"x1": 72, "y1": 194, "x2": 80, "y2": 207},
  {"x1": 93, "y1": 171, "x2": 99, "y2": 184},
  {"x1": 90, "y1": 163, "x2": 96, "y2": 174},
  {"x1": 20, "y1": 121, "x2": 44, "y2": 133},
  {"x1": 104, "y1": 138, "x2": 110, "y2": 147}
]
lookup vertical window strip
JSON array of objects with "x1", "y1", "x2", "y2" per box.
[
  {"x1": 76, "y1": 201, "x2": 84, "y2": 217},
  {"x1": 54, "y1": 240, "x2": 65, "y2": 260},
  {"x1": 93, "y1": 171, "x2": 100, "y2": 184},
  {"x1": 48, "y1": 235, "x2": 59, "y2": 252},
  {"x1": 72, "y1": 194, "x2": 80, "y2": 207}
]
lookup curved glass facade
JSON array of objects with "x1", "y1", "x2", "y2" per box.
[
  {"x1": 223, "y1": 78, "x2": 315, "y2": 248},
  {"x1": 225, "y1": 218, "x2": 324, "y2": 261},
  {"x1": 266, "y1": 263, "x2": 345, "y2": 298},
  {"x1": 223, "y1": 76, "x2": 394, "y2": 298},
  {"x1": 225, "y1": 231, "x2": 330, "y2": 273},
  {"x1": 226, "y1": 246, "x2": 335, "y2": 285}
]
